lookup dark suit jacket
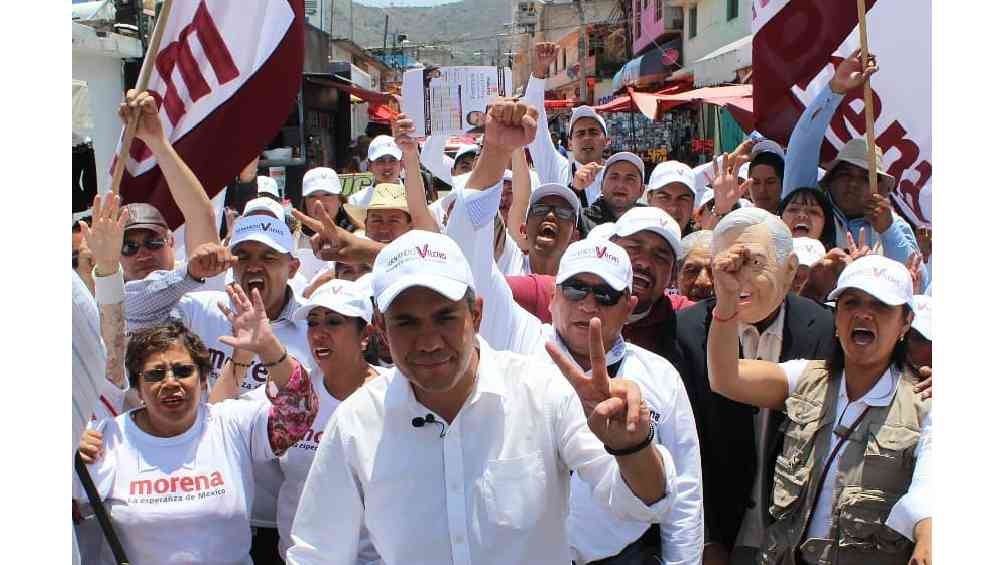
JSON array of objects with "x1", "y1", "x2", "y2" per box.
[{"x1": 675, "y1": 293, "x2": 835, "y2": 550}]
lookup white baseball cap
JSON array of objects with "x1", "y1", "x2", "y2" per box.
[
  {"x1": 647, "y1": 160, "x2": 696, "y2": 196},
  {"x1": 243, "y1": 196, "x2": 285, "y2": 220},
  {"x1": 303, "y1": 167, "x2": 343, "y2": 197},
  {"x1": 368, "y1": 135, "x2": 403, "y2": 162},
  {"x1": 556, "y1": 239, "x2": 633, "y2": 292},
  {"x1": 372, "y1": 230, "x2": 476, "y2": 312},
  {"x1": 257, "y1": 176, "x2": 280, "y2": 198},
  {"x1": 229, "y1": 215, "x2": 294, "y2": 254},
  {"x1": 454, "y1": 144, "x2": 479, "y2": 161},
  {"x1": 587, "y1": 222, "x2": 617, "y2": 241},
  {"x1": 910, "y1": 294, "x2": 932, "y2": 340},
  {"x1": 792, "y1": 237, "x2": 826, "y2": 267},
  {"x1": 528, "y1": 182, "x2": 581, "y2": 219},
  {"x1": 569, "y1": 105, "x2": 608, "y2": 136},
  {"x1": 827, "y1": 255, "x2": 913, "y2": 306},
  {"x1": 602, "y1": 151, "x2": 645, "y2": 180},
  {"x1": 752, "y1": 139, "x2": 786, "y2": 159},
  {"x1": 293, "y1": 278, "x2": 374, "y2": 324},
  {"x1": 612, "y1": 206, "x2": 683, "y2": 259}
]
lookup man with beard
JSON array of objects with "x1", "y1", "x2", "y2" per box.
[
  {"x1": 524, "y1": 42, "x2": 610, "y2": 206},
  {"x1": 444, "y1": 98, "x2": 703, "y2": 565},
  {"x1": 675, "y1": 202, "x2": 834, "y2": 564},
  {"x1": 576, "y1": 151, "x2": 647, "y2": 237}
]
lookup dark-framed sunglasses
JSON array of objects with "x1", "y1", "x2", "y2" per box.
[
  {"x1": 529, "y1": 203, "x2": 576, "y2": 221},
  {"x1": 558, "y1": 279, "x2": 625, "y2": 307},
  {"x1": 141, "y1": 363, "x2": 198, "y2": 383},
  {"x1": 122, "y1": 237, "x2": 167, "y2": 257}
]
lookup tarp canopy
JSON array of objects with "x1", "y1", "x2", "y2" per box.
[
  {"x1": 304, "y1": 73, "x2": 390, "y2": 104},
  {"x1": 595, "y1": 83, "x2": 752, "y2": 128}
]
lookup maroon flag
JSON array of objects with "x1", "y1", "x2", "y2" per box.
[
  {"x1": 752, "y1": 0, "x2": 932, "y2": 225},
  {"x1": 113, "y1": 0, "x2": 304, "y2": 229}
]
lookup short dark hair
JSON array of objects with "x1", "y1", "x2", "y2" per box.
[
  {"x1": 750, "y1": 151, "x2": 785, "y2": 181},
  {"x1": 125, "y1": 320, "x2": 213, "y2": 388},
  {"x1": 462, "y1": 288, "x2": 477, "y2": 311}
]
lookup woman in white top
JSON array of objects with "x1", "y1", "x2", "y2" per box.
[
  {"x1": 706, "y1": 248, "x2": 932, "y2": 565},
  {"x1": 75, "y1": 286, "x2": 319, "y2": 565}
]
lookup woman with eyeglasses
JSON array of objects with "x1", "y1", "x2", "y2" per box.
[
  {"x1": 73, "y1": 287, "x2": 319, "y2": 564},
  {"x1": 706, "y1": 253, "x2": 931, "y2": 565}
]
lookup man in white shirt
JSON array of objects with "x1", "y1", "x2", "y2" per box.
[
  {"x1": 524, "y1": 41, "x2": 610, "y2": 207},
  {"x1": 443, "y1": 98, "x2": 703, "y2": 564},
  {"x1": 349, "y1": 135, "x2": 403, "y2": 208},
  {"x1": 518, "y1": 182, "x2": 580, "y2": 275},
  {"x1": 287, "y1": 228, "x2": 676, "y2": 565}
]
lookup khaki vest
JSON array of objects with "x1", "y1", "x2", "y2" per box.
[{"x1": 758, "y1": 361, "x2": 930, "y2": 565}]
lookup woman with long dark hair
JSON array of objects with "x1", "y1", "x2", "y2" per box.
[
  {"x1": 706, "y1": 253, "x2": 931, "y2": 565},
  {"x1": 778, "y1": 187, "x2": 838, "y2": 250}
]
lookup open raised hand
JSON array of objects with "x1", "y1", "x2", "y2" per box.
[
  {"x1": 80, "y1": 192, "x2": 130, "y2": 276},
  {"x1": 545, "y1": 318, "x2": 651, "y2": 450},
  {"x1": 217, "y1": 284, "x2": 277, "y2": 356},
  {"x1": 710, "y1": 152, "x2": 752, "y2": 215}
]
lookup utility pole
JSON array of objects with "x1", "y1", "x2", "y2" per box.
[
  {"x1": 349, "y1": 0, "x2": 354, "y2": 42},
  {"x1": 574, "y1": 0, "x2": 588, "y2": 105},
  {"x1": 383, "y1": 14, "x2": 389, "y2": 51}
]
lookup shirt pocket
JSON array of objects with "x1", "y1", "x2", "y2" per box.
[
  {"x1": 861, "y1": 424, "x2": 919, "y2": 494},
  {"x1": 771, "y1": 397, "x2": 825, "y2": 519},
  {"x1": 481, "y1": 451, "x2": 547, "y2": 530}
]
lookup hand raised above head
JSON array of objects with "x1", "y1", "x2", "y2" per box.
[
  {"x1": 829, "y1": 48, "x2": 879, "y2": 95},
  {"x1": 482, "y1": 98, "x2": 539, "y2": 154}
]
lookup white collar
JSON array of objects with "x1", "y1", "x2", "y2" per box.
[
  {"x1": 738, "y1": 302, "x2": 786, "y2": 339},
  {"x1": 839, "y1": 365, "x2": 900, "y2": 407},
  {"x1": 542, "y1": 324, "x2": 627, "y2": 374}
]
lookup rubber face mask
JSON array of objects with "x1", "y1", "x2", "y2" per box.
[{"x1": 713, "y1": 223, "x2": 797, "y2": 324}]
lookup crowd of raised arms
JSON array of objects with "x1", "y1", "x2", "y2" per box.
[{"x1": 71, "y1": 44, "x2": 932, "y2": 565}]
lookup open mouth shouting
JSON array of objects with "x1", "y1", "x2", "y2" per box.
[
  {"x1": 244, "y1": 275, "x2": 266, "y2": 295},
  {"x1": 537, "y1": 221, "x2": 559, "y2": 244},
  {"x1": 792, "y1": 223, "x2": 811, "y2": 237},
  {"x1": 159, "y1": 392, "x2": 188, "y2": 411},
  {"x1": 850, "y1": 326, "x2": 877, "y2": 347},
  {"x1": 632, "y1": 269, "x2": 654, "y2": 293},
  {"x1": 313, "y1": 346, "x2": 333, "y2": 361}
]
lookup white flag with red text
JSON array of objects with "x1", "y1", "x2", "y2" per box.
[
  {"x1": 752, "y1": 0, "x2": 931, "y2": 226},
  {"x1": 114, "y1": 0, "x2": 304, "y2": 229}
]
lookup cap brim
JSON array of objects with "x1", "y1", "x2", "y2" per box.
[
  {"x1": 125, "y1": 222, "x2": 168, "y2": 234},
  {"x1": 529, "y1": 185, "x2": 581, "y2": 216},
  {"x1": 292, "y1": 302, "x2": 371, "y2": 324},
  {"x1": 370, "y1": 149, "x2": 403, "y2": 161},
  {"x1": 614, "y1": 225, "x2": 682, "y2": 260},
  {"x1": 555, "y1": 268, "x2": 630, "y2": 292},
  {"x1": 230, "y1": 233, "x2": 291, "y2": 254},
  {"x1": 826, "y1": 283, "x2": 909, "y2": 306},
  {"x1": 375, "y1": 275, "x2": 470, "y2": 312}
]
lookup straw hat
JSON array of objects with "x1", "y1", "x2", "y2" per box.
[{"x1": 345, "y1": 183, "x2": 410, "y2": 226}]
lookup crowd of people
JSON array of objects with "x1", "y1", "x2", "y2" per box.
[{"x1": 71, "y1": 43, "x2": 933, "y2": 565}]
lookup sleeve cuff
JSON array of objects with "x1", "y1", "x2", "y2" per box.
[
  {"x1": 885, "y1": 492, "x2": 928, "y2": 541},
  {"x1": 462, "y1": 182, "x2": 504, "y2": 228},
  {"x1": 607, "y1": 443, "x2": 677, "y2": 523},
  {"x1": 92, "y1": 265, "x2": 125, "y2": 305}
]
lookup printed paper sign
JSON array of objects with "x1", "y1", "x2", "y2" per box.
[{"x1": 402, "y1": 66, "x2": 513, "y2": 137}]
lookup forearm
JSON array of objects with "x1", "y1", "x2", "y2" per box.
[
  {"x1": 146, "y1": 137, "x2": 219, "y2": 251},
  {"x1": 265, "y1": 358, "x2": 319, "y2": 456},
  {"x1": 523, "y1": 76, "x2": 565, "y2": 184},
  {"x1": 508, "y1": 148, "x2": 531, "y2": 250},
  {"x1": 123, "y1": 263, "x2": 203, "y2": 329},
  {"x1": 93, "y1": 265, "x2": 127, "y2": 388},
  {"x1": 783, "y1": 84, "x2": 844, "y2": 197},
  {"x1": 403, "y1": 151, "x2": 441, "y2": 232},
  {"x1": 707, "y1": 304, "x2": 741, "y2": 398},
  {"x1": 466, "y1": 145, "x2": 510, "y2": 191},
  {"x1": 616, "y1": 444, "x2": 667, "y2": 506},
  {"x1": 209, "y1": 351, "x2": 254, "y2": 403}
]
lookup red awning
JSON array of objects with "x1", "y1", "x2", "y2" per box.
[
  {"x1": 593, "y1": 95, "x2": 634, "y2": 113},
  {"x1": 368, "y1": 102, "x2": 397, "y2": 124},
  {"x1": 304, "y1": 73, "x2": 390, "y2": 104},
  {"x1": 545, "y1": 99, "x2": 576, "y2": 111}
]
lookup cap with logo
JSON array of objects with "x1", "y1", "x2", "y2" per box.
[
  {"x1": 372, "y1": 230, "x2": 476, "y2": 312},
  {"x1": 587, "y1": 222, "x2": 617, "y2": 241},
  {"x1": 569, "y1": 105, "x2": 608, "y2": 136},
  {"x1": 602, "y1": 152, "x2": 645, "y2": 180},
  {"x1": 303, "y1": 167, "x2": 343, "y2": 197},
  {"x1": 293, "y1": 278, "x2": 374, "y2": 324},
  {"x1": 647, "y1": 160, "x2": 696, "y2": 196},
  {"x1": 123, "y1": 203, "x2": 169, "y2": 235},
  {"x1": 556, "y1": 239, "x2": 633, "y2": 292},
  {"x1": 257, "y1": 176, "x2": 280, "y2": 198},
  {"x1": 612, "y1": 206, "x2": 683, "y2": 259},
  {"x1": 368, "y1": 135, "x2": 403, "y2": 162},
  {"x1": 243, "y1": 197, "x2": 285, "y2": 220},
  {"x1": 827, "y1": 255, "x2": 913, "y2": 307},
  {"x1": 229, "y1": 215, "x2": 294, "y2": 254},
  {"x1": 529, "y1": 182, "x2": 582, "y2": 219},
  {"x1": 792, "y1": 237, "x2": 826, "y2": 267},
  {"x1": 910, "y1": 294, "x2": 932, "y2": 341}
]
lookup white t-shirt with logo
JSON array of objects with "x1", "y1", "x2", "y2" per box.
[{"x1": 75, "y1": 401, "x2": 274, "y2": 565}]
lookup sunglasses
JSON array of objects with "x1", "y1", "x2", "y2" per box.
[
  {"x1": 141, "y1": 363, "x2": 199, "y2": 383},
  {"x1": 559, "y1": 279, "x2": 625, "y2": 307},
  {"x1": 529, "y1": 203, "x2": 576, "y2": 221},
  {"x1": 122, "y1": 237, "x2": 167, "y2": 257}
]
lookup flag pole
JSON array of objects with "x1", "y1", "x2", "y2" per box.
[
  {"x1": 856, "y1": 0, "x2": 878, "y2": 194},
  {"x1": 109, "y1": 0, "x2": 176, "y2": 196}
]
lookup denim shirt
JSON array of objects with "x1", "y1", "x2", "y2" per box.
[{"x1": 783, "y1": 84, "x2": 929, "y2": 290}]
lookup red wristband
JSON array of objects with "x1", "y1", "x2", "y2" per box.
[{"x1": 712, "y1": 306, "x2": 738, "y2": 323}]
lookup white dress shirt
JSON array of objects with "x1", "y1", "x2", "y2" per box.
[
  {"x1": 780, "y1": 361, "x2": 932, "y2": 541},
  {"x1": 734, "y1": 305, "x2": 786, "y2": 549},
  {"x1": 287, "y1": 338, "x2": 676, "y2": 564},
  {"x1": 445, "y1": 178, "x2": 703, "y2": 563},
  {"x1": 523, "y1": 76, "x2": 602, "y2": 206}
]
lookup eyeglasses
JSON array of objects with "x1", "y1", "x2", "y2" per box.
[
  {"x1": 122, "y1": 237, "x2": 167, "y2": 257},
  {"x1": 141, "y1": 363, "x2": 198, "y2": 383},
  {"x1": 529, "y1": 203, "x2": 576, "y2": 221},
  {"x1": 558, "y1": 279, "x2": 625, "y2": 307}
]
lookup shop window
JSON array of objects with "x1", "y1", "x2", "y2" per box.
[
  {"x1": 727, "y1": 0, "x2": 739, "y2": 21},
  {"x1": 689, "y1": 6, "x2": 697, "y2": 39}
]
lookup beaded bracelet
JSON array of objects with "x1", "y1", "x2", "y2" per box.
[{"x1": 604, "y1": 420, "x2": 656, "y2": 457}]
